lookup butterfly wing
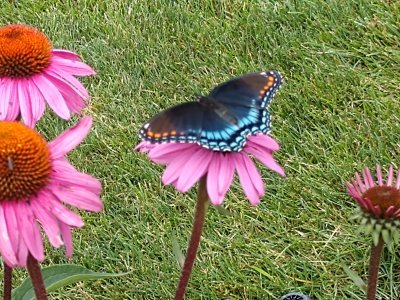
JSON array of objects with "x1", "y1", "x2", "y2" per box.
[
  {"x1": 139, "y1": 71, "x2": 282, "y2": 152},
  {"x1": 140, "y1": 100, "x2": 248, "y2": 151},
  {"x1": 139, "y1": 102, "x2": 204, "y2": 144},
  {"x1": 209, "y1": 71, "x2": 282, "y2": 109},
  {"x1": 198, "y1": 103, "x2": 254, "y2": 151},
  {"x1": 200, "y1": 71, "x2": 282, "y2": 151}
]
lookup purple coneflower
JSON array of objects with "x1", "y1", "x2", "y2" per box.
[
  {"x1": 136, "y1": 133, "x2": 284, "y2": 205},
  {"x1": 347, "y1": 165, "x2": 400, "y2": 300},
  {"x1": 0, "y1": 24, "x2": 95, "y2": 127},
  {"x1": 347, "y1": 165, "x2": 400, "y2": 244},
  {"x1": 0, "y1": 117, "x2": 102, "y2": 268},
  {"x1": 136, "y1": 133, "x2": 284, "y2": 300}
]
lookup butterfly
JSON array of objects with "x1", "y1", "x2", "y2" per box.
[{"x1": 139, "y1": 71, "x2": 282, "y2": 152}]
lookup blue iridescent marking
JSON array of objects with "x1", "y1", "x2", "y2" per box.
[{"x1": 139, "y1": 71, "x2": 282, "y2": 152}]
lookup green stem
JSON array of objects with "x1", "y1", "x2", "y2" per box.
[
  {"x1": 3, "y1": 264, "x2": 12, "y2": 300},
  {"x1": 26, "y1": 253, "x2": 48, "y2": 300},
  {"x1": 366, "y1": 238, "x2": 384, "y2": 300},
  {"x1": 174, "y1": 176, "x2": 209, "y2": 300}
]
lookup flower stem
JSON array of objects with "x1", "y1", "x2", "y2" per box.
[
  {"x1": 366, "y1": 237, "x2": 384, "y2": 300},
  {"x1": 174, "y1": 176, "x2": 209, "y2": 300},
  {"x1": 3, "y1": 264, "x2": 13, "y2": 300},
  {"x1": 26, "y1": 253, "x2": 48, "y2": 300}
]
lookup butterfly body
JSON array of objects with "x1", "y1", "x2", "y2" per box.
[
  {"x1": 198, "y1": 96, "x2": 239, "y2": 125},
  {"x1": 140, "y1": 71, "x2": 282, "y2": 152}
]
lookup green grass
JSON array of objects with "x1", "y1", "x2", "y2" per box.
[{"x1": 1, "y1": 0, "x2": 400, "y2": 299}]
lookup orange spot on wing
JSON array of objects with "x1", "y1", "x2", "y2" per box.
[
  {"x1": 147, "y1": 131, "x2": 154, "y2": 137},
  {"x1": 162, "y1": 132, "x2": 169, "y2": 137},
  {"x1": 154, "y1": 133, "x2": 162, "y2": 138},
  {"x1": 171, "y1": 130, "x2": 177, "y2": 135},
  {"x1": 266, "y1": 81, "x2": 274, "y2": 88}
]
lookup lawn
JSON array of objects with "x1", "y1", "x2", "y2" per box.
[{"x1": 1, "y1": 0, "x2": 400, "y2": 299}]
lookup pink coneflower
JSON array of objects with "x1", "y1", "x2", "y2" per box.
[
  {"x1": 0, "y1": 24, "x2": 95, "y2": 127},
  {"x1": 0, "y1": 117, "x2": 102, "y2": 267},
  {"x1": 136, "y1": 133, "x2": 284, "y2": 300},
  {"x1": 347, "y1": 165, "x2": 400, "y2": 300},
  {"x1": 136, "y1": 133, "x2": 285, "y2": 205},
  {"x1": 347, "y1": 165, "x2": 400, "y2": 240}
]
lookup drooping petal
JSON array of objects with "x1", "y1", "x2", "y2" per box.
[
  {"x1": 16, "y1": 239, "x2": 28, "y2": 267},
  {"x1": 60, "y1": 223, "x2": 73, "y2": 257},
  {"x1": 162, "y1": 148, "x2": 197, "y2": 185},
  {"x1": 52, "y1": 159, "x2": 101, "y2": 194},
  {"x1": 206, "y1": 154, "x2": 222, "y2": 205},
  {"x1": 0, "y1": 78, "x2": 20, "y2": 121},
  {"x1": 37, "y1": 190, "x2": 84, "y2": 227},
  {"x1": 0, "y1": 205, "x2": 18, "y2": 267},
  {"x1": 207, "y1": 154, "x2": 235, "y2": 205},
  {"x1": 17, "y1": 79, "x2": 33, "y2": 128},
  {"x1": 3, "y1": 202, "x2": 19, "y2": 256},
  {"x1": 149, "y1": 143, "x2": 192, "y2": 158},
  {"x1": 51, "y1": 57, "x2": 96, "y2": 76},
  {"x1": 245, "y1": 145, "x2": 285, "y2": 176},
  {"x1": 149, "y1": 143, "x2": 196, "y2": 164},
  {"x1": 16, "y1": 202, "x2": 44, "y2": 262},
  {"x1": 218, "y1": 154, "x2": 235, "y2": 196},
  {"x1": 233, "y1": 153, "x2": 264, "y2": 205},
  {"x1": 51, "y1": 185, "x2": 103, "y2": 212},
  {"x1": 176, "y1": 148, "x2": 213, "y2": 192},
  {"x1": 26, "y1": 79, "x2": 46, "y2": 125},
  {"x1": 52, "y1": 49, "x2": 82, "y2": 61},
  {"x1": 4, "y1": 202, "x2": 28, "y2": 266},
  {"x1": 30, "y1": 197, "x2": 63, "y2": 248},
  {"x1": 243, "y1": 155, "x2": 265, "y2": 197},
  {"x1": 31, "y1": 73, "x2": 71, "y2": 119},
  {"x1": 138, "y1": 134, "x2": 283, "y2": 206},
  {"x1": 246, "y1": 134, "x2": 280, "y2": 152},
  {"x1": 49, "y1": 117, "x2": 92, "y2": 158},
  {"x1": 44, "y1": 71, "x2": 86, "y2": 113},
  {"x1": 45, "y1": 67, "x2": 89, "y2": 99},
  {"x1": 0, "y1": 78, "x2": 11, "y2": 120},
  {"x1": 5, "y1": 80, "x2": 20, "y2": 121}
]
